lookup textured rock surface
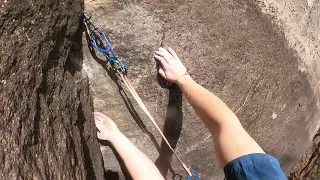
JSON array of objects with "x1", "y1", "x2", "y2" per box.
[
  {"x1": 256, "y1": 0, "x2": 320, "y2": 90},
  {"x1": 82, "y1": 0, "x2": 320, "y2": 179},
  {"x1": 257, "y1": 0, "x2": 320, "y2": 179},
  {"x1": 0, "y1": 1, "x2": 104, "y2": 179},
  {"x1": 289, "y1": 131, "x2": 320, "y2": 179}
]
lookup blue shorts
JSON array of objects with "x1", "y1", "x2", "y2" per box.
[{"x1": 224, "y1": 153, "x2": 287, "y2": 180}]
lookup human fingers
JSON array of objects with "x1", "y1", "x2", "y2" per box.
[
  {"x1": 94, "y1": 112, "x2": 109, "y2": 120},
  {"x1": 158, "y1": 67, "x2": 167, "y2": 78},
  {"x1": 155, "y1": 51, "x2": 170, "y2": 63},
  {"x1": 94, "y1": 117, "x2": 104, "y2": 131},
  {"x1": 159, "y1": 47, "x2": 174, "y2": 62},
  {"x1": 95, "y1": 116, "x2": 103, "y2": 122},
  {"x1": 154, "y1": 54, "x2": 169, "y2": 68},
  {"x1": 167, "y1": 47, "x2": 179, "y2": 60}
]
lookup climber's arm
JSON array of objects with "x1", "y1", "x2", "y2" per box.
[
  {"x1": 176, "y1": 75, "x2": 265, "y2": 165},
  {"x1": 93, "y1": 112, "x2": 164, "y2": 180},
  {"x1": 161, "y1": 50, "x2": 287, "y2": 179},
  {"x1": 154, "y1": 47, "x2": 264, "y2": 167},
  {"x1": 111, "y1": 132, "x2": 164, "y2": 180}
]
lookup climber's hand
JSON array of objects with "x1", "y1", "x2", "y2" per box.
[
  {"x1": 154, "y1": 47, "x2": 187, "y2": 83},
  {"x1": 93, "y1": 112, "x2": 120, "y2": 142}
]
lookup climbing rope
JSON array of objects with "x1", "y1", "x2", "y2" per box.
[{"x1": 83, "y1": 14, "x2": 199, "y2": 179}]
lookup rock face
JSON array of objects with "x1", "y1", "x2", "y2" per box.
[
  {"x1": 256, "y1": 0, "x2": 320, "y2": 90},
  {"x1": 0, "y1": 1, "x2": 104, "y2": 179},
  {"x1": 289, "y1": 131, "x2": 320, "y2": 179},
  {"x1": 83, "y1": 0, "x2": 320, "y2": 179}
]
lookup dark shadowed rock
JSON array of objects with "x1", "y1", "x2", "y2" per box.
[
  {"x1": 289, "y1": 131, "x2": 320, "y2": 179},
  {"x1": 0, "y1": 1, "x2": 104, "y2": 179}
]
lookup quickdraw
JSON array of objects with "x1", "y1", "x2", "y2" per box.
[
  {"x1": 83, "y1": 13, "x2": 198, "y2": 179},
  {"x1": 83, "y1": 13, "x2": 127, "y2": 73}
]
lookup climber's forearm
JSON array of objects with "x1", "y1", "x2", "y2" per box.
[
  {"x1": 110, "y1": 132, "x2": 164, "y2": 180},
  {"x1": 177, "y1": 75, "x2": 264, "y2": 166},
  {"x1": 177, "y1": 75, "x2": 240, "y2": 131}
]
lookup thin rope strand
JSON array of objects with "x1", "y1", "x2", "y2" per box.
[{"x1": 120, "y1": 73, "x2": 192, "y2": 177}]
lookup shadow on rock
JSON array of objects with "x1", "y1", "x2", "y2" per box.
[
  {"x1": 70, "y1": 17, "x2": 105, "y2": 180},
  {"x1": 155, "y1": 82, "x2": 183, "y2": 180},
  {"x1": 99, "y1": 140, "x2": 132, "y2": 180}
]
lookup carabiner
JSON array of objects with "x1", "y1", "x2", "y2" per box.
[{"x1": 83, "y1": 13, "x2": 127, "y2": 74}]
